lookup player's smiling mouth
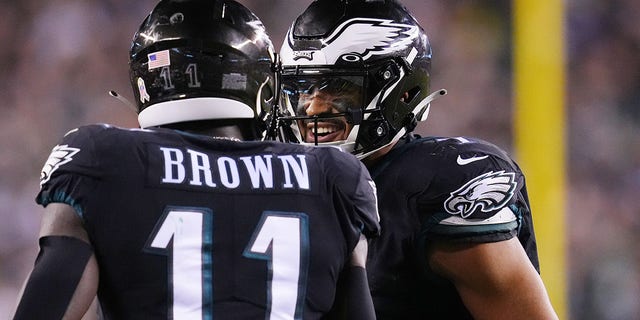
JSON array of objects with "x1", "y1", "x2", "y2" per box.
[{"x1": 304, "y1": 122, "x2": 346, "y2": 143}]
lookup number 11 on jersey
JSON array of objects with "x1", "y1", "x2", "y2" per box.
[{"x1": 146, "y1": 206, "x2": 309, "y2": 320}]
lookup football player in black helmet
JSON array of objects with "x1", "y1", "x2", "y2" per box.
[
  {"x1": 12, "y1": 1, "x2": 380, "y2": 319},
  {"x1": 277, "y1": 0, "x2": 558, "y2": 319},
  {"x1": 129, "y1": 0, "x2": 276, "y2": 137}
]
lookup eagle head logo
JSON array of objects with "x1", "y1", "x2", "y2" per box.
[{"x1": 444, "y1": 171, "x2": 517, "y2": 218}]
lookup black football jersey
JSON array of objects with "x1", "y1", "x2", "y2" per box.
[
  {"x1": 36, "y1": 124, "x2": 380, "y2": 320},
  {"x1": 366, "y1": 134, "x2": 539, "y2": 319}
]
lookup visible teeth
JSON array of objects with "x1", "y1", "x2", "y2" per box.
[{"x1": 313, "y1": 127, "x2": 335, "y2": 135}]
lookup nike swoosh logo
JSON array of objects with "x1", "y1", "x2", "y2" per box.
[{"x1": 457, "y1": 155, "x2": 489, "y2": 165}]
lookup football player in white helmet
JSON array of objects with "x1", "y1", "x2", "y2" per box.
[{"x1": 276, "y1": 0, "x2": 558, "y2": 319}]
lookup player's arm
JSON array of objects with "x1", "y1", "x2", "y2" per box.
[
  {"x1": 428, "y1": 237, "x2": 558, "y2": 320},
  {"x1": 328, "y1": 234, "x2": 376, "y2": 320},
  {"x1": 12, "y1": 203, "x2": 98, "y2": 320}
]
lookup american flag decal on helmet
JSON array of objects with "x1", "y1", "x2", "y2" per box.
[{"x1": 148, "y1": 50, "x2": 171, "y2": 70}]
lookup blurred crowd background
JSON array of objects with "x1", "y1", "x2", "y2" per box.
[{"x1": 1, "y1": 0, "x2": 638, "y2": 319}]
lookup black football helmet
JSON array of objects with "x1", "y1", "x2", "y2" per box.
[
  {"x1": 129, "y1": 0, "x2": 276, "y2": 134},
  {"x1": 277, "y1": 0, "x2": 445, "y2": 159}
]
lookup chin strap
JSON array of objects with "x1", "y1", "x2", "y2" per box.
[
  {"x1": 413, "y1": 88, "x2": 447, "y2": 122},
  {"x1": 353, "y1": 88, "x2": 447, "y2": 160},
  {"x1": 263, "y1": 53, "x2": 282, "y2": 141},
  {"x1": 108, "y1": 90, "x2": 137, "y2": 113}
]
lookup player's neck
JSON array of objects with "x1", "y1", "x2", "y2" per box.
[
  {"x1": 163, "y1": 120, "x2": 253, "y2": 141},
  {"x1": 189, "y1": 125, "x2": 246, "y2": 141},
  {"x1": 362, "y1": 141, "x2": 396, "y2": 168}
]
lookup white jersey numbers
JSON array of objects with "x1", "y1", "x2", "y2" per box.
[
  {"x1": 145, "y1": 207, "x2": 213, "y2": 319},
  {"x1": 145, "y1": 207, "x2": 309, "y2": 320},
  {"x1": 244, "y1": 212, "x2": 309, "y2": 320}
]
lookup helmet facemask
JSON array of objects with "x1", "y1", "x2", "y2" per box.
[{"x1": 278, "y1": 57, "x2": 412, "y2": 158}]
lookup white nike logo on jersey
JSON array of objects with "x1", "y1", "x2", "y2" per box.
[{"x1": 457, "y1": 155, "x2": 489, "y2": 165}]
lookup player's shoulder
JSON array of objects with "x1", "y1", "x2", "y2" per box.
[
  {"x1": 65, "y1": 123, "x2": 159, "y2": 138},
  {"x1": 378, "y1": 134, "x2": 524, "y2": 202},
  {"x1": 311, "y1": 145, "x2": 364, "y2": 171},
  {"x1": 395, "y1": 135, "x2": 517, "y2": 170},
  {"x1": 61, "y1": 124, "x2": 169, "y2": 149},
  {"x1": 407, "y1": 136, "x2": 525, "y2": 238},
  {"x1": 407, "y1": 135, "x2": 510, "y2": 157},
  {"x1": 271, "y1": 142, "x2": 361, "y2": 166},
  {"x1": 278, "y1": 143, "x2": 368, "y2": 179},
  {"x1": 61, "y1": 123, "x2": 134, "y2": 141}
]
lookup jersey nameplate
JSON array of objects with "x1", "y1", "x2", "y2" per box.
[{"x1": 148, "y1": 144, "x2": 312, "y2": 192}]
